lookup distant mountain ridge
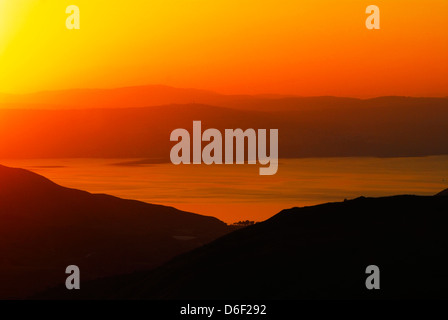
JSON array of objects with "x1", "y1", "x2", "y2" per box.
[
  {"x1": 0, "y1": 85, "x2": 258, "y2": 109},
  {"x1": 1, "y1": 85, "x2": 446, "y2": 110},
  {"x1": 0, "y1": 165, "x2": 229, "y2": 299},
  {"x1": 0, "y1": 96, "x2": 447, "y2": 159}
]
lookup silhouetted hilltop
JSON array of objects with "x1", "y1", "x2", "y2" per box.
[
  {"x1": 38, "y1": 194, "x2": 448, "y2": 299},
  {"x1": 0, "y1": 165, "x2": 229, "y2": 299},
  {"x1": 436, "y1": 188, "x2": 448, "y2": 196}
]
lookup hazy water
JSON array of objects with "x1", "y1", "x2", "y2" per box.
[{"x1": 1, "y1": 156, "x2": 447, "y2": 223}]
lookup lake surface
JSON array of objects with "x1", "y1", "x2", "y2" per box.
[{"x1": 1, "y1": 156, "x2": 447, "y2": 223}]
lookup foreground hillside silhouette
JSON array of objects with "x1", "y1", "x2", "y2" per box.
[
  {"x1": 0, "y1": 165, "x2": 229, "y2": 299},
  {"x1": 38, "y1": 192, "x2": 448, "y2": 299}
]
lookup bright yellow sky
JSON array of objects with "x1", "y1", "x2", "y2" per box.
[{"x1": 0, "y1": 0, "x2": 447, "y2": 96}]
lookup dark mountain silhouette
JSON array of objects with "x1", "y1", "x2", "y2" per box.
[
  {"x1": 0, "y1": 165, "x2": 229, "y2": 299},
  {"x1": 436, "y1": 188, "x2": 448, "y2": 196},
  {"x1": 0, "y1": 96, "x2": 447, "y2": 159},
  {"x1": 37, "y1": 192, "x2": 448, "y2": 299}
]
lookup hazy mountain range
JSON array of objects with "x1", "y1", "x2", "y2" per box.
[
  {"x1": 0, "y1": 85, "x2": 447, "y2": 159},
  {"x1": 0, "y1": 85, "x2": 289, "y2": 109}
]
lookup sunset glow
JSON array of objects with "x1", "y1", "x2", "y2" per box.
[
  {"x1": 0, "y1": 0, "x2": 447, "y2": 97},
  {"x1": 1, "y1": 1, "x2": 448, "y2": 302}
]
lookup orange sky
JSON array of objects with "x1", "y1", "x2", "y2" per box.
[{"x1": 0, "y1": 0, "x2": 447, "y2": 97}]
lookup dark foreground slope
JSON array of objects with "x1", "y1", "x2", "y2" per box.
[
  {"x1": 0, "y1": 165, "x2": 229, "y2": 299},
  {"x1": 436, "y1": 188, "x2": 448, "y2": 196},
  {"x1": 38, "y1": 193, "x2": 448, "y2": 299}
]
